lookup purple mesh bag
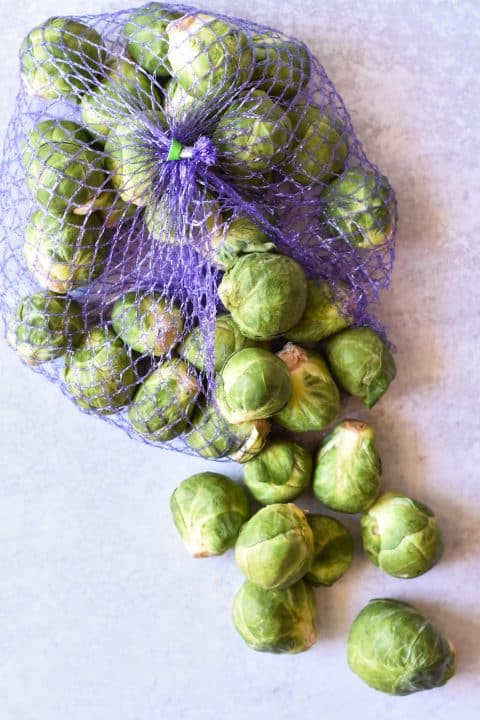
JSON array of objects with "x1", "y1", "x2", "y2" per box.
[{"x1": 0, "y1": 3, "x2": 397, "y2": 460}]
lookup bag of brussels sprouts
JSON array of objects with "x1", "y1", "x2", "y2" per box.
[{"x1": 0, "y1": 3, "x2": 397, "y2": 457}]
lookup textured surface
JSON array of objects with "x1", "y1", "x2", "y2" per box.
[{"x1": 0, "y1": 1, "x2": 479, "y2": 718}]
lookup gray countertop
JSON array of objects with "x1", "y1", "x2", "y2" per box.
[{"x1": 0, "y1": 1, "x2": 479, "y2": 718}]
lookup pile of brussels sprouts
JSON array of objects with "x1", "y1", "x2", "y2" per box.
[{"x1": 5, "y1": 3, "x2": 454, "y2": 696}]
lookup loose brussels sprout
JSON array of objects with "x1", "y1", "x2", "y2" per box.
[
  {"x1": 111, "y1": 291, "x2": 183, "y2": 356},
  {"x1": 304, "y1": 515, "x2": 354, "y2": 586},
  {"x1": 124, "y1": 3, "x2": 182, "y2": 76},
  {"x1": 243, "y1": 440, "x2": 312, "y2": 505},
  {"x1": 285, "y1": 280, "x2": 352, "y2": 344},
  {"x1": 232, "y1": 579, "x2": 317, "y2": 654},
  {"x1": 80, "y1": 57, "x2": 161, "y2": 139},
  {"x1": 348, "y1": 599, "x2": 456, "y2": 695},
  {"x1": 313, "y1": 420, "x2": 381, "y2": 513},
  {"x1": 216, "y1": 347, "x2": 291, "y2": 423},
  {"x1": 145, "y1": 189, "x2": 221, "y2": 247},
  {"x1": 7, "y1": 292, "x2": 83, "y2": 365},
  {"x1": 322, "y1": 169, "x2": 396, "y2": 248},
  {"x1": 179, "y1": 314, "x2": 256, "y2": 372},
  {"x1": 213, "y1": 91, "x2": 292, "y2": 178},
  {"x1": 252, "y1": 34, "x2": 310, "y2": 99},
  {"x1": 211, "y1": 215, "x2": 277, "y2": 270},
  {"x1": 20, "y1": 17, "x2": 106, "y2": 101},
  {"x1": 361, "y1": 492, "x2": 443, "y2": 578},
  {"x1": 274, "y1": 344, "x2": 340, "y2": 432},
  {"x1": 23, "y1": 207, "x2": 108, "y2": 294},
  {"x1": 22, "y1": 120, "x2": 106, "y2": 215},
  {"x1": 166, "y1": 13, "x2": 253, "y2": 100},
  {"x1": 185, "y1": 402, "x2": 270, "y2": 462},
  {"x1": 235, "y1": 503, "x2": 314, "y2": 589},
  {"x1": 170, "y1": 472, "x2": 249, "y2": 557},
  {"x1": 285, "y1": 106, "x2": 348, "y2": 186},
  {"x1": 105, "y1": 121, "x2": 157, "y2": 207},
  {"x1": 128, "y1": 360, "x2": 200, "y2": 441},
  {"x1": 64, "y1": 327, "x2": 137, "y2": 414},
  {"x1": 324, "y1": 327, "x2": 396, "y2": 408},
  {"x1": 218, "y1": 253, "x2": 307, "y2": 340}
]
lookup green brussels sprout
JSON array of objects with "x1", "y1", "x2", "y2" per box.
[
  {"x1": 322, "y1": 169, "x2": 396, "y2": 248},
  {"x1": 218, "y1": 253, "x2": 307, "y2": 340},
  {"x1": 313, "y1": 420, "x2": 381, "y2": 513},
  {"x1": 361, "y1": 492, "x2": 443, "y2": 578},
  {"x1": 166, "y1": 13, "x2": 253, "y2": 100},
  {"x1": 348, "y1": 599, "x2": 456, "y2": 695},
  {"x1": 185, "y1": 402, "x2": 270, "y2": 463},
  {"x1": 252, "y1": 34, "x2": 310, "y2": 99},
  {"x1": 243, "y1": 440, "x2": 312, "y2": 505},
  {"x1": 285, "y1": 106, "x2": 348, "y2": 186},
  {"x1": 105, "y1": 121, "x2": 157, "y2": 207},
  {"x1": 324, "y1": 326, "x2": 396, "y2": 408},
  {"x1": 285, "y1": 280, "x2": 352, "y2": 344},
  {"x1": 213, "y1": 91, "x2": 292, "y2": 178},
  {"x1": 124, "y1": 3, "x2": 182, "y2": 76},
  {"x1": 170, "y1": 472, "x2": 249, "y2": 557},
  {"x1": 163, "y1": 78, "x2": 209, "y2": 120},
  {"x1": 128, "y1": 360, "x2": 200, "y2": 441},
  {"x1": 7, "y1": 292, "x2": 83, "y2": 365},
  {"x1": 144, "y1": 189, "x2": 221, "y2": 247},
  {"x1": 64, "y1": 327, "x2": 137, "y2": 414},
  {"x1": 274, "y1": 344, "x2": 340, "y2": 432},
  {"x1": 98, "y1": 191, "x2": 138, "y2": 227},
  {"x1": 216, "y1": 347, "x2": 291, "y2": 423},
  {"x1": 23, "y1": 207, "x2": 108, "y2": 294},
  {"x1": 80, "y1": 57, "x2": 161, "y2": 140},
  {"x1": 20, "y1": 17, "x2": 106, "y2": 101},
  {"x1": 210, "y1": 215, "x2": 277, "y2": 270},
  {"x1": 179, "y1": 314, "x2": 257, "y2": 372},
  {"x1": 111, "y1": 291, "x2": 183, "y2": 356},
  {"x1": 22, "y1": 120, "x2": 106, "y2": 215},
  {"x1": 232, "y1": 579, "x2": 317, "y2": 654},
  {"x1": 304, "y1": 515, "x2": 354, "y2": 586},
  {"x1": 235, "y1": 503, "x2": 314, "y2": 589}
]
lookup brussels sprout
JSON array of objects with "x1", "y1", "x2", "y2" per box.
[
  {"x1": 274, "y1": 344, "x2": 340, "y2": 432},
  {"x1": 243, "y1": 440, "x2": 312, "y2": 505},
  {"x1": 304, "y1": 515, "x2": 354, "y2": 586},
  {"x1": 80, "y1": 57, "x2": 161, "y2": 140},
  {"x1": 124, "y1": 3, "x2": 182, "y2": 76},
  {"x1": 218, "y1": 253, "x2": 307, "y2": 340},
  {"x1": 64, "y1": 327, "x2": 137, "y2": 414},
  {"x1": 22, "y1": 121, "x2": 106, "y2": 215},
  {"x1": 213, "y1": 91, "x2": 292, "y2": 178},
  {"x1": 166, "y1": 13, "x2": 253, "y2": 100},
  {"x1": 20, "y1": 17, "x2": 106, "y2": 101},
  {"x1": 361, "y1": 492, "x2": 443, "y2": 578},
  {"x1": 252, "y1": 34, "x2": 310, "y2": 99},
  {"x1": 111, "y1": 291, "x2": 183, "y2": 356},
  {"x1": 23, "y1": 207, "x2": 108, "y2": 294},
  {"x1": 235, "y1": 503, "x2": 314, "y2": 589},
  {"x1": 163, "y1": 78, "x2": 209, "y2": 120},
  {"x1": 232, "y1": 579, "x2": 317, "y2": 654},
  {"x1": 185, "y1": 402, "x2": 270, "y2": 462},
  {"x1": 324, "y1": 327, "x2": 396, "y2": 408},
  {"x1": 216, "y1": 347, "x2": 291, "y2": 423},
  {"x1": 170, "y1": 472, "x2": 249, "y2": 557},
  {"x1": 7, "y1": 292, "x2": 83, "y2": 365},
  {"x1": 211, "y1": 215, "x2": 277, "y2": 270},
  {"x1": 313, "y1": 420, "x2": 381, "y2": 513},
  {"x1": 145, "y1": 189, "x2": 221, "y2": 247},
  {"x1": 105, "y1": 121, "x2": 156, "y2": 207},
  {"x1": 285, "y1": 280, "x2": 352, "y2": 344},
  {"x1": 179, "y1": 314, "x2": 257, "y2": 372},
  {"x1": 98, "y1": 191, "x2": 138, "y2": 227},
  {"x1": 322, "y1": 169, "x2": 396, "y2": 248},
  {"x1": 128, "y1": 360, "x2": 200, "y2": 441},
  {"x1": 348, "y1": 599, "x2": 456, "y2": 695}
]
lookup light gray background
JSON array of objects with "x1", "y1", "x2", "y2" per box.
[{"x1": 0, "y1": 0, "x2": 479, "y2": 718}]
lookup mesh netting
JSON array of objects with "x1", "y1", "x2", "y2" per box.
[{"x1": 0, "y1": 3, "x2": 397, "y2": 459}]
